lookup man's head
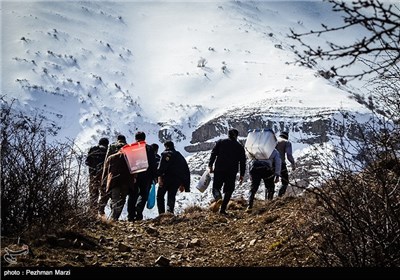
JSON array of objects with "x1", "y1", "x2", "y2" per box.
[
  {"x1": 280, "y1": 131, "x2": 289, "y2": 140},
  {"x1": 164, "y1": 140, "x2": 174, "y2": 150},
  {"x1": 117, "y1": 134, "x2": 126, "y2": 143},
  {"x1": 228, "y1": 128, "x2": 239, "y2": 139},
  {"x1": 99, "y1": 137, "x2": 109, "y2": 146},
  {"x1": 135, "y1": 131, "x2": 146, "y2": 141},
  {"x1": 151, "y1": 143, "x2": 159, "y2": 153}
]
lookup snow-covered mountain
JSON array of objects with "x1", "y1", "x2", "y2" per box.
[{"x1": 1, "y1": 0, "x2": 373, "y2": 218}]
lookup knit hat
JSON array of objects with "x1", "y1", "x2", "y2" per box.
[{"x1": 280, "y1": 131, "x2": 289, "y2": 139}]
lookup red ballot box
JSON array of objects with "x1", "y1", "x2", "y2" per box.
[{"x1": 121, "y1": 141, "x2": 149, "y2": 174}]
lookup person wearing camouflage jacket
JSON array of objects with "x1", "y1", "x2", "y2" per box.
[
  {"x1": 85, "y1": 137, "x2": 109, "y2": 214},
  {"x1": 98, "y1": 135, "x2": 127, "y2": 216}
]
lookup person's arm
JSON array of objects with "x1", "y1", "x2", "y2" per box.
[
  {"x1": 273, "y1": 150, "x2": 282, "y2": 183},
  {"x1": 286, "y1": 142, "x2": 296, "y2": 170},
  {"x1": 183, "y1": 158, "x2": 191, "y2": 192},
  {"x1": 101, "y1": 156, "x2": 111, "y2": 189},
  {"x1": 147, "y1": 145, "x2": 157, "y2": 179},
  {"x1": 157, "y1": 151, "x2": 172, "y2": 187},
  {"x1": 85, "y1": 147, "x2": 93, "y2": 166},
  {"x1": 208, "y1": 141, "x2": 220, "y2": 173},
  {"x1": 239, "y1": 146, "x2": 246, "y2": 184},
  {"x1": 177, "y1": 152, "x2": 191, "y2": 192},
  {"x1": 158, "y1": 176, "x2": 164, "y2": 187}
]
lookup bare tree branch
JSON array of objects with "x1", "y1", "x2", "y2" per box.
[{"x1": 289, "y1": 0, "x2": 400, "y2": 81}]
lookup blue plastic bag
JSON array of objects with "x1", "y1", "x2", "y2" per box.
[{"x1": 146, "y1": 183, "x2": 156, "y2": 209}]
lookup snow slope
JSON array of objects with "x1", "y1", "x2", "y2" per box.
[{"x1": 1, "y1": 0, "x2": 373, "y2": 218}]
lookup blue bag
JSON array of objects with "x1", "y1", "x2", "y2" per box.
[{"x1": 146, "y1": 183, "x2": 156, "y2": 209}]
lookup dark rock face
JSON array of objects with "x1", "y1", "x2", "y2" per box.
[
  {"x1": 185, "y1": 109, "x2": 367, "y2": 153},
  {"x1": 186, "y1": 114, "x2": 328, "y2": 152},
  {"x1": 184, "y1": 142, "x2": 216, "y2": 153},
  {"x1": 158, "y1": 125, "x2": 187, "y2": 144}
]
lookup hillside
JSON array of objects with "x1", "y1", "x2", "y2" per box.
[
  {"x1": 2, "y1": 1, "x2": 399, "y2": 273},
  {"x1": 1, "y1": 0, "x2": 369, "y2": 150},
  {"x1": 1, "y1": 1, "x2": 376, "y2": 218},
  {"x1": 1, "y1": 195, "x2": 318, "y2": 268}
]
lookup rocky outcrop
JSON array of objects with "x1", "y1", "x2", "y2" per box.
[
  {"x1": 186, "y1": 114, "x2": 330, "y2": 153},
  {"x1": 185, "y1": 108, "x2": 369, "y2": 153},
  {"x1": 158, "y1": 124, "x2": 187, "y2": 144}
]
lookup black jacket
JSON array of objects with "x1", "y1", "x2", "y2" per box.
[
  {"x1": 209, "y1": 137, "x2": 246, "y2": 176},
  {"x1": 157, "y1": 148, "x2": 190, "y2": 191},
  {"x1": 136, "y1": 144, "x2": 157, "y2": 182}
]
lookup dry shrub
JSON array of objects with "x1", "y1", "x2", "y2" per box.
[
  {"x1": 1, "y1": 98, "x2": 92, "y2": 238},
  {"x1": 295, "y1": 129, "x2": 400, "y2": 266}
]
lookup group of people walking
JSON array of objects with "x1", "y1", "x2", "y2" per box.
[
  {"x1": 208, "y1": 128, "x2": 296, "y2": 214},
  {"x1": 85, "y1": 131, "x2": 190, "y2": 221},
  {"x1": 85, "y1": 128, "x2": 296, "y2": 220}
]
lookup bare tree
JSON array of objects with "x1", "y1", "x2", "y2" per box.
[
  {"x1": 290, "y1": 0, "x2": 400, "y2": 81},
  {"x1": 294, "y1": 114, "x2": 400, "y2": 266},
  {"x1": 1, "y1": 97, "x2": 89, "y2": 236},
  {"x1": 288, "y1": 0, "x2": 400, "y2": 266}
]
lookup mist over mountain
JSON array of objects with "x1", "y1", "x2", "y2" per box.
[{"x1": 1, "y1": 0, "x2": 373, "y2": 218}]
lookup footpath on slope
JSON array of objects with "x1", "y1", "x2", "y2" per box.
[{"x1": 1, "y1": 196, "x2": 319, "y2": 268}]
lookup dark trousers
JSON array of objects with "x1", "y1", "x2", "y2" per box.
[
  {"x1": 212, "y1": 170, "x2": 237, "y2": 212},
  {"x1": 278, "y1": 163, "x2": 288, "y2": 197},
  {"x1": 248, "y1": 169, "x2": 275, "y2": 208},
  {"x1": 128, "y1": 176, "x2": 151, "y2": 221},
  {"x1": 110, "y1": 184, "x2": 129, "y2": 221},
  {"x1": 156, "y1": 185, "x2": 179, "y2": 214},
  {"x1": 98, "y1": 188, "x2": 110, "y2": 215},
  {"x1": 88, "y1": 172, "x2": 102, "y2": 213}
]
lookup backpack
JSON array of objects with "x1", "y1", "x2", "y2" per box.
[
  {"x1": 85, "y1": 145, "x2": 108, "y2": 175},
  {"x1": 250, "y1": 159, "x2": 273, "y2": 176},
  {"x1": 106, "y1": 141, "x2": 127, "y2": 159},
  {"x1": 244, "y1": 129, "x2": 277, "y2": 160}
]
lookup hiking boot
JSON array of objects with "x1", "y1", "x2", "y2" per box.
[
  {"x1": 97, "y1": 212, "x2": 106, "y2": 220},
  {"x1": 210, "y1": 199, "x2": 223, "y2": 213},
  {"x1": 135, "y1": 214, "x2": 143, "y2": 221}
]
